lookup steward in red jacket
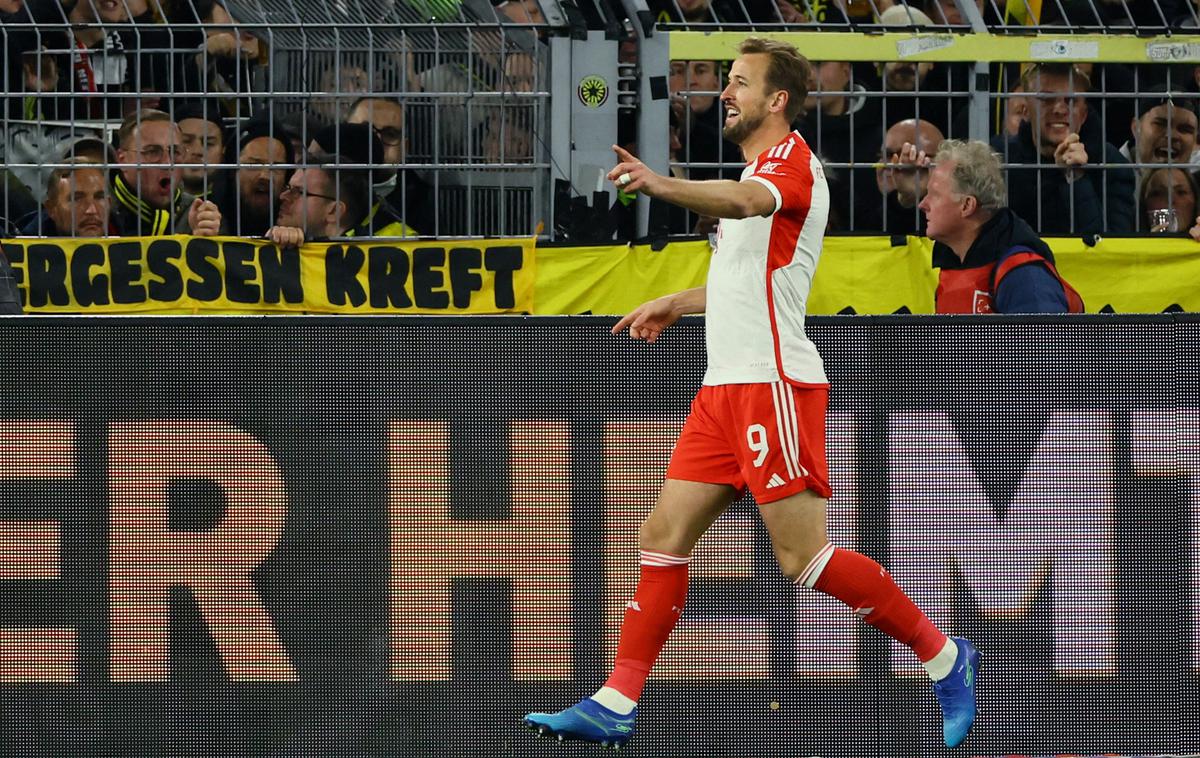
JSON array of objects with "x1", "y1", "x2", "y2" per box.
[{"x1": 918, "y1": 139, "x2": 1083, "y2": 314}]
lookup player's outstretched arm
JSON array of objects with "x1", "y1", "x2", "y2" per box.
[
  {"x1": 611, "y1": 287, "x2": 706, "y2": 343},
  {"x1": 608, "y1": 145, "x2": 774, "y2": 220}
]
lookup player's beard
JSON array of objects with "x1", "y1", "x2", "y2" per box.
[{"x1": 723, "y1": 108, "x2": 765, "y2": 145}]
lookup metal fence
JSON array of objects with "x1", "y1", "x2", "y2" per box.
[
  {"x1": 643, "y1": 0, "x2": 1200, "y2": 31},
  {"x1": 665, "y1": 51, "x2": 1200, "y2": 236},
  {"x1": 5, "y1": 0, "x2": 1200, "y2": 240},
  {"x1": 653, "y1": 4, "x2": 1200, "y2": 238},
  {"x1": 1, "y1": 0, "x2": 559, "y2": 237}
]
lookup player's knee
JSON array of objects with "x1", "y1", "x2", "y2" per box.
[
  {"x1": 638, "y1": 514, "x2": 671, "y2": 550},
  {"x1": 638, "y1": 512, "x2": 694, "y2": 554},
  {"x1": 774, "y1": 543, "x2": 823, "y2": 582}
]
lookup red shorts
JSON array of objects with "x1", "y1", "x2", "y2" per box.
[{"x1": 666, "y1": 382, "x2": 831, "y2": 504}]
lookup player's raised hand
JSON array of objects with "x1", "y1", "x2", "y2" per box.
[
  {"x1": 612, "y1": 295, "x2": 683, "y2": 343},
  {"x1": 607, "y1": 145, "x2": 663, "y2": 196}
]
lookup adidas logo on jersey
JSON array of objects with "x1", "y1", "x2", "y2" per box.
[{"x1": 766, "y1": 473, "x2": 787, "y2": 489}]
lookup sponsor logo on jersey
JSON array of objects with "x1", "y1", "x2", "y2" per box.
[{"x1": 758, "y1": 160, "x2": 784, "y2": 176}]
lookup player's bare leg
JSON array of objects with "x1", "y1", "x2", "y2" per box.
[
  {"x1": 759, "y1": 488, "x2": 980, "y2": 748},
  {"x1": 523, "y1": 479, "x2": 737, "y2": 749},
  {"x1": 639, "y1": 479, "x2": 738, "y2": 553}
]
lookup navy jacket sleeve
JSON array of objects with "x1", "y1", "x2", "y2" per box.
[
  {"x1": 1052, "y1": 160, "x2": 1135, "y2": 235},
  {"x1": 994, "y1": 261, "x2": 1069, "y2": 313},
  {"x1": 1097, "y1": 145, "x2": 1136, "y2": 234}
]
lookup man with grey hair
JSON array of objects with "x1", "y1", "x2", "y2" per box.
[{"x1": 918, "y1": 138, "x2": 1083, "y2": 314}]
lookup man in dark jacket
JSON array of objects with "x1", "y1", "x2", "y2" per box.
[
  {"x1": 1, "y1": 0, "x2": 50, "y2": 229},
  {"x1": 20, "y1": 158, "x2": 113, "y2": 237},
  {"x1": 862, "y1": 117, "x2": 944, "y2": 235},
  {"x1": 212, "y1": 118, "x2": 295, "y2": 236},
  {"x1": 111, "y1": 109, "x2": 222, "y2": 237},
  {"x1": 264, "y1": 155, "x2": 371, "y2": 247},
  {"x1": 670, "y1": 59, "x2": 742, "y2": 182},
  {"x1": 990, "y1": 63, "x2": 1135, "y2": 236},
  {"x1": 919, "y1": 139, "x2": 1082, "y2": 314},
  {"x1": 346, "y1": 96, "x2": 435, "y2": 236}
]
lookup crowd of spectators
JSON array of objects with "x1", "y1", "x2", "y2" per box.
[
  {"x1": 648, "y1": 0, "x2": 1200, "y2": 237},
  {"x1": 0, "y1": 0, "x2": 547, "y2": 238},
  {"x1": 5, "y1": 0, "x2": 1200, "y2": 241}
]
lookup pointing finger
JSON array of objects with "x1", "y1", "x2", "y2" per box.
[{"x1": 612, "y1": 312, "x2": 637, "y2": 335}]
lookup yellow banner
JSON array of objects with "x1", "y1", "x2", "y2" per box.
[
  {"x1": 1040, "y1": 236, "x2": 1200, "y2": 314},
  {"x1": 531, "y1": 236, "x2": 936, "y2": 316},
  {"x1": 1, "y1": 236, "x2": 536, "y2": 314},
  {"x1": 810, "y1": 236, "x2": 938, "y2": 315},
  {"x1": 536, "y1": 236, "x2": 1200, "y2": 316},
  {"x1": 534, "y1": 239, "x2": 712, "y2": 315},
  {"x1": 4, "y1": 234, "x2": 1199, "y2": 315},
  {"x1": 669, "y1": 30, "x2": 1200, "y2": 64}
]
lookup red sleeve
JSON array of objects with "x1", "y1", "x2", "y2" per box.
[{"x1": 745, "y1": 139, "x2": 815, "y2": 216}]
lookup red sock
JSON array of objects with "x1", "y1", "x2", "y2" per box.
[
  {"x1": 603, "y1": 551, "x2": 689, "y2": 701},
  {"x1": 803, "y1": 544, "x2": 947, "y2": 662}
]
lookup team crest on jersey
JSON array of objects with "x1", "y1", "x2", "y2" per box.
[
  {"x1": 758, "y1": 160, "x2": 784, "y2": 176},
  {"x1": 972, "y1": 289, "x2": 993, "y2": 313}
]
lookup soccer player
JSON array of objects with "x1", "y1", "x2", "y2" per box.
[{"x1": 523, "y1": 37, "x2": 980, "y2": 751}]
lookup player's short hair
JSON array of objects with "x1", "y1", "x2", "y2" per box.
[
  {"x1": 738, "y1": 37, "x2": 811, "y2": 123},
  {"x1": 934, "y1": 139, "x2": 1007, "y2": 213}
]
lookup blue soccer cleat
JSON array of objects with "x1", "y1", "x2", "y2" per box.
[
  {"x1": 932, "y1": 637, "x2": 981, "y2": 748},
  {"x1": 523, "y1": 698, "x2": 637, "y2": 750}
]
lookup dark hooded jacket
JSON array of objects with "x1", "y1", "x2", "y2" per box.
[{"x1": 989, "y1": 114, "x2": 1135, "y2": 236}]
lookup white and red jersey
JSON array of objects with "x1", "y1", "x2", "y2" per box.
[{"x1": 703, "y1": 130, "x2": 830, "y2": 387}]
